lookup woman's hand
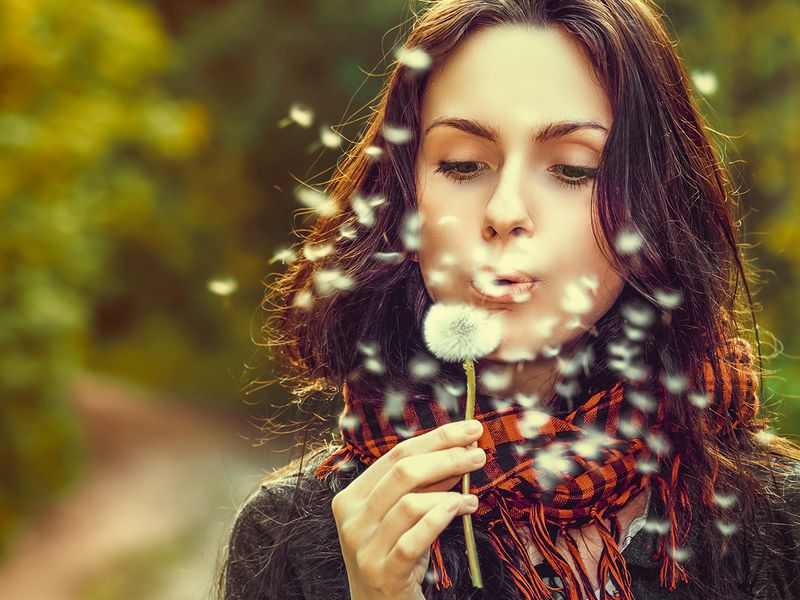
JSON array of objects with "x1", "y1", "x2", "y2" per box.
[{"x1": 331, "y1": 419, "x2": 486, "y2": 600}]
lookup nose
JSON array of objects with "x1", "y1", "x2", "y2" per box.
[{"x1": 482, "y1": 158, "x2": 534, "y2": 242}]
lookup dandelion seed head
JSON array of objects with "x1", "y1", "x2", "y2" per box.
[
  {"x1": 288, "y1": 103, "x2": 314, "y2": 127},
  {"x1": 314, "y1": 269, "x2": 354, "y2": 295},
  {"x1": 535, "y1": 446, "x2": 575, "y2": 488},
  {"x1": 303, "y1": 243, "x2": 334, "y2": 261},
  {"x1": 295, "y1": 187, "x2": 337, "y2": 217},
  {"x1": 395, "y1": 45, "x2": 433, "y2": 71},
  {"x1": 615, "y1": 229, "x2": 644, "y2": 255},
  {"x1": 382, "y1": 123, "x2": 412, "y2": 144},
  {"x1": 207, "y1": 277, "x2": 238, "y2": 296},
  {"x1": 320, "y1": 125, "x2": 342, "y2": 148},
  {"x1": 409, "y1": 353, "x2": 439, "y2": 380},
  {"x1": 573, "y1": 431, "x2": 612, "y2": 460},
  {"x1": 565, "y1": 316, "x2": 584, "y2": 331},
  {"x1": 423, "y1": 303, "x2": 503, "y2": 362},
  {"x1": 654, "y1": 288, "x2": 683, "y2": 310}
]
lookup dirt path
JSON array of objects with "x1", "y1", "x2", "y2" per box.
[{"x1": 0, "y1": 374, "x2": 299, "y2": 600}]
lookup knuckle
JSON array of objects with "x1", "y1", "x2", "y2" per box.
[
  {"x1": 393, "y1": 459, "x2": 417, "y2": 485},
  {"x1": 394, "y1": 538, "x2": 416, "y2": 561},
  {"x1": 451, "y1": 446, "x2": 466, "y2": 468},
  {"x1": 388, "y1": 442, "x2": 410, "y2": 462},
  {"x1": 397, "y1": 494, "x2": 417, "y2": 519},
  {"x1": 438, "y1": 424, "x2": 455, "y2": 446}
]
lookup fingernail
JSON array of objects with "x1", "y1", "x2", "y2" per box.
[
  {"x1": 468, "y1": 448, "x2": 485, "y2": 463},
  {"x1": 464, "y1": 495, "x2": 479, "y2": 508},
  {"x1": 464, "y1": 420, "x2": 482, "y2": 434}
]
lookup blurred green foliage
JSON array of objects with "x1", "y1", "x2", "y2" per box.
[{"x1": 1, "y1": 0, "x2": 798, "y2": 557}]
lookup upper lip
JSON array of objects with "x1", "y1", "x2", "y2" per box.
[{"x1": 474, "y1": 267, "x2": 539, "y2": 284}]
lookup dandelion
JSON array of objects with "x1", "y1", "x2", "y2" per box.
[
  {"x1": 207, "y1": 277, "x2": 238, "y2": 296},
  {"x1": 395, "y1": 45, "x2": 433, "y2": 71},
  {"x1": 295, "y1": 186, "x2": 337, "y2": 218},
  {"x1": 382, "y1": 123, "x2": 413, "y2": 144},
  {"x1": 533, "y1": 315, "x2": 559, "y2": 337},
  {"x1": 555, "y1": 378, "x2": 580, "y2": 399},
  {"x1": 615, "y1": 229, "x2": 644, "y2": 255},
  {"x1": 422, "y1": 303, "x2": 504, "y2": 588},
  {"x1": 618, "y1": 418, "x2": 642, "y2": 438},
  {"x1": 534, "y1": 445, "x2": 576, "y2": 489}
]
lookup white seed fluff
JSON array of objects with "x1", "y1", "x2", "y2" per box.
[
  {"x1": 422, "y1": 303, "x2": 503, "y2": 362},
  {"x1": 289, "y1": 103, "x2": 314, "y2": 128},
  {"x1": 395, "y1": 46, "x2": 433, "y2": 71},
  {"x1": 382, "y1": 123, "x2": 412, "y2": 144}
]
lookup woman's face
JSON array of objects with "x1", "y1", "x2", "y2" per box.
[{"x1": 415, "y1": 24, "x2": 624, "y2": 363}]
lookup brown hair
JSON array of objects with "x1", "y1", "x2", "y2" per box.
[{"x1": 218, "y1": 1, "x2": 800, "y2": 598}]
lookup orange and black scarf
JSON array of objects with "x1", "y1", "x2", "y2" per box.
[{"x1": 315, "y1": 337, "x2": 766, "y2": 599}]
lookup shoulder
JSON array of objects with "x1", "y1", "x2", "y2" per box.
[
  {"x1": 221, "y1": 445, "x2": 349, "y2": 600},
  {"x1": 747, "y1": 452, "x2": 800, "y2": 599}
]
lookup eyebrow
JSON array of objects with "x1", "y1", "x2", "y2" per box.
[{"x1": 423, "y1": 117, "x2": 609, "y2": 145}]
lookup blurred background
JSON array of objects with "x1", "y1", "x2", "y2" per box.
[{"x1": 0, "y1": 0, "x2": 798, "y2": 598}]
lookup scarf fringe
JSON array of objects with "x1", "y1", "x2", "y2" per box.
[{"x1": 652, "y1": 454, "x2": 691, "y2": 590}]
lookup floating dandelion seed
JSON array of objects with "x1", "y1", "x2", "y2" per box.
[
  {"x1": 439, "y1": 253, "x2": 457, "y2": 266},
  {"x1": 382, "y1": 123, "x2": 412, "y2": 144},
  {"x1": 339, "y1": 225, "x2": 357, "y2": 240},
  {"x1": 395, "y1": 45, "x2": 433, "y2": 71},
  {"x1": 518, "y1": 409, "x2": 551, "y2": 438},
  {"x1": 207, "y1": 277, "x2": 238, "y2": 296},
  {"x1": 535, "y1": 446, "x2": 576, "y2": 488},
  {"x1": 409, "y1": 353, "x2": 439, "y2": 380},
  {"x1": 426, "y1": 269, "x2": 449, "y2": 288},
  {"x1": 561, "y1": 280, "x2": 594, "y2": 314},
  {"x1": 396, "y1": 423, "x2": 419, "y2": 439},
  {"x1": 374, "y1": 252, "x2": 405, "y2": 264},
  {"x1": 513, "y1": 392, "x2": 540, "y2": 409},
  {"x1": 340, "y1": 413, "x2": 361, "y2": 433},
  {"x1": 295, "y1": 186, "x2": 337, "y2": 217},
  {"x1": 662, "y1": 373, "x2": 688, "y2": 394},
  {"x1": 364, "y1": 357, "x2": 384, "y2": 374},
  {"x1": 621, "y1": 302, "x2": 655, "y2": 328},
  {"x1": 573, "y1": 430, "x2": 612, "y2": 460},
  {"x1": 624, "y1": 363, "x2": 650, "y2": 382},
  {"x1": 314, "y1": 270, "x2": 354, "y2": 295},
  {"x1": 534, "y1": 315, "x2": 560, "y2": 337},
  {"x1": 669, "y1": 546, "x2": 692, "y2": 562},
  {"x1": 402, "y1": 211, "x2": 422, "y2": 251},
  {"x1": 433, "y1": 383, "x2": 460, "y2": 414},
  {"x1": 303, "y1": 243, "x2": 334, "y2": 261},
  {"x1": 437, "y1": 215, "x2": 459, "y2": 226},
  {"x1": 688, "y1": 390, "x2": 710, "y2": 408},
  {"x1": 755, "y1": 429, "x2": 776, "y2": 445},
  {"x1": 643, "y1": 518, "x2": 671, "y2": 535},
  {"x1": 609, "y1": 340, "x2": 639, "y2": 361},
  {"x1": 618, "y1": 418, "x2": 642, "y2": 438},
  {"x1": 626, "y1": 390, "x2": 657, "y2": 413},
  {"x1": 691, "y1": 70, "x2": 718, "y2": 96},
  {"x1": 423, "y1": 304, "x2": 503, "y2": 362},
  {"x1": 654, "y1": 288, "x2": 683, "y2": 309},
  {"x1": 293, "y1": 289, "x2": 314, "y2": 310},
  {"x1": 351, "y1": 194, "x2": 386, "y2": 228},
  {"x1": 382, "y1": 389, "x2": 408, "y2": 420},
  {"x1": 320, "y1": 125, "x2": 342, "y2": 148},
  {"x1": 444, "y1": 380, "x2": 466, "y2": 397},
  {"x1": 712, "y1": 492, "x2": 738, "y2": 509},
  {"x1": 715, "y1": 520, "x2": 739, "y2": 536},
  {"x1": 542, "y1": 345, "x2": 561, "y2": 358},
  {"x1": 623, "y1": 324, "x2": 646, "y2": 342},
  {"x1": 364, "y1": 145, "x2": 383, "y2": 160},
  {"x1": 479, "y1": 367, "x2": 512, "y2": 392},
  {"x1": 358, "y1": 341, "x2": 379, "y2": 357},
  {"x1": 269, "y1": 247, "x2": 297, "y2": 265},
  {"x1": 645, "y1": 432, "x2": 671, "y2": 456},
  {"x1": 287, "y1": 102, "x2": 314, "y2": 128},
  {"x1": 580, "y1": 274, "x2": 599, "y2": 295},
  {"x1": 636, "y1": 458, "x2": 659, "y2": 474},
  {"x1": 491, "y1": 397, "x2": 514, "y2": 411},
  {"x1": 615, "y1": 229, "x2": 644, "y2": 255},
  {"x1": 555, "y1": 379, "x2": 579, "y2": 399}
]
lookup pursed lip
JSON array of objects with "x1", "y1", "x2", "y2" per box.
[{"x1": 470, "y1": 269, "x2": 541, "y2": 304}]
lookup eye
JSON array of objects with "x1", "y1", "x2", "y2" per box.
[
  {"x1": 434, "y1": 160, "x2": 485, "y2": 184},
  {"x1": 550, "y1": 164, "x2": 598, "y2": 189}
]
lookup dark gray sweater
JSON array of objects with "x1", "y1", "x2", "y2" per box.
[{"x1": 221, "y1": 447, "x2": 800, "y2": 599}]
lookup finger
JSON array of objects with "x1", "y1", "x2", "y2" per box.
[
  {"x1": 372, "y1": 492, "x2": 478, "y2": 557},
  {"x1": 416, "y1": 474, "x2": 462, "y2": 494},
  {"x1": 385, "y1": 495, "x2": 468, "y2": 578},
  {"x1": 345, "y1": 419, "x2": 484, "y2": 499},
  {"x1": 366, "y1": 444, "x2": 486, "y2": 522}
]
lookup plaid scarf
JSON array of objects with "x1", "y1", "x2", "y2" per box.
[{"x1": 314, "y1": 337, "x2": 766, "y2": 599}]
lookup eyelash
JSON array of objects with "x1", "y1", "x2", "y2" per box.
[{"x1": 434, "y1": 160, "x2": 598, "y2": 189}]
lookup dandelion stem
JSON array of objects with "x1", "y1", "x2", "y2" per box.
[{"x1": 462, "y1": 358, "x2": 483, "y2": 588}]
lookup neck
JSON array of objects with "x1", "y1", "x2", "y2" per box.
[{"x1": 475, "y1": 355, "x2": 563, "y2": 408}]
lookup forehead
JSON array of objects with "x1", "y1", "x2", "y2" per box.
[{"x1": 420, "y1": 24, "x2": 612, "y2": 132}]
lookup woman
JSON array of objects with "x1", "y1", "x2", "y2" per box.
[{"x1": 217, "y1": 0, "x2": 800, "y2": 598}]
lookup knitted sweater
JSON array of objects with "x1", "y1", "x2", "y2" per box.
[{"x1": 221, "y1": 447, "x2": 800, "y2": 599}]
